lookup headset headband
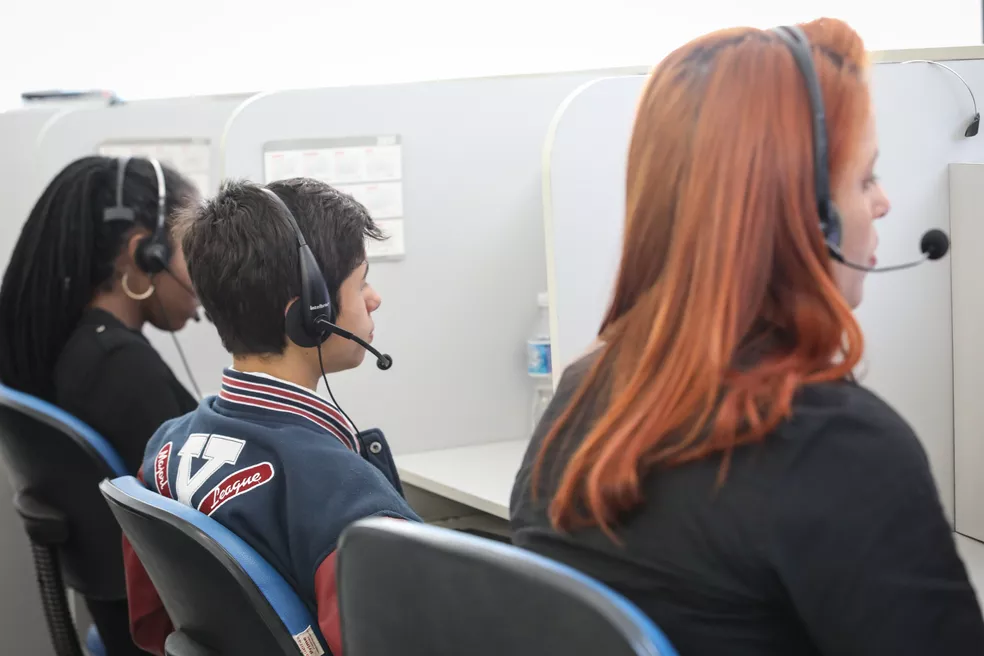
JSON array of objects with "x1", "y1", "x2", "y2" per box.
[
  {"x1": 771, "y1": 25, "x2": 841, "y2": 247},
  {"x1": 148, "y1": 158, "x2": 166, "y2": 243},
  {"x1": 102, "y1": 155, "x2": 172, "y2": 274},
  {"x1": 103, "y1": 157, "x2": 135, "y2": 222},
  {"x1": 261, "y1": 187, "x2": 307, "y2": 247},
  {"x1": 260, "y1": 186, "x2": 336, "y2": 348}
]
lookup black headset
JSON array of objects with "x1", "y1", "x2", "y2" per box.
[
  {"x1": 103, "y1": 156, "x2": 172, "y2": 274},
  {"x1": 102, "y1": 155, "x2": 204, "y2": 397},
  {"x1": 770, "y1": 25, "x2": 844, "y2": 256},
  {"x1": 771, "y1": 25, "x2": 951, "y2": 272},
  {"x1": 260, "y1": 187, "x2": 336, "y2": 348},
  {"x1": 260, "y1": 186, "x2": 393, "y2": 370}
]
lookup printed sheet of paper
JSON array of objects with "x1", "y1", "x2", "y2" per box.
[
  {"x1": 335, "y1": 182, "x2": 403, "y2": 219},
  {"x1": 263, "y1": 136, "x2": 406, "y2": 260},
  {"x1": 99, "y1": 140, "x2": 212, "y2": 195},
  {"x1": 367, "y1": 219, "x2": 405, "y2": 260}
]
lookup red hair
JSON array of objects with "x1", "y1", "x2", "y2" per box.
[{"x1": 537, "y1": 18, "x2": 870, "y2": 536}]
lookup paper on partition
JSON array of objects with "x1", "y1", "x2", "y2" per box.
[
  {"x1": 299, "y1": 149, "x2": 332, "y2": 180},
  {"x1": 98, "y1": 140, "x2": 212, "y2": 194},
  {"x1": 363, "y1": 145, "x2": 402, "y2": 181},
  {"x1": 264, "y1": 136, "x2": 406, "y2": 260},
  {"x1": 263, "y1": 137, "x2": 403, "y2": 185},
  {"x1": 329, "y1": 147, "x2": 368, "y2": 183},
  {"x1": 367, "y1": 219, "x2": 405, "y2": 259},
  {"x1": 264, "y1": 150, "x2": 303, "y2": 183},
  {"x1": 336, "y1": 181, "x2": 403, "y2": 220}
]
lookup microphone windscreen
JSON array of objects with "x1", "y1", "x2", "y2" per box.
[
  {"x1": 920, "y1": 229, "x2": 950, "y2": 261},
  {"x1": 377, "y1": 354, "x2": 393, "y2": 370}
]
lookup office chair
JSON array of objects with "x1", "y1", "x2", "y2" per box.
[
  {"x1": 336, "y1": 517, "x2": 679, "y2": 656},
  {"x1": 0, "y1": 383, "x2": 126, "y2": 656},
  {"x1": 99, "y1": 475, "x2": 327, "y2": 656}
]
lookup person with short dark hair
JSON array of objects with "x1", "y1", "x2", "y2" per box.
[
  {"x1": 123, "y1": 178, "x2": 420, "y2": 656},
  {"x1": 0, "y1": 155, "x2": 200, "y2": 656}
]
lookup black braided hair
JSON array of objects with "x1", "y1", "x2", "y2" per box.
[{"x1": 0, "y1": 155, "x2": 195, "y2": 399}]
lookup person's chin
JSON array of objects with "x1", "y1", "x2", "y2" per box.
[
  {"x1": 159, "y1": 313, "x2": 192, "y2": 332},
  {"x1": 847, "y1": 285, "x2": 864, "y2": 310}
]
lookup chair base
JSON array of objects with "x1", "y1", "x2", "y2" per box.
[{"x1": 29, "y1": 541, "x2": 84, "y2": 656}]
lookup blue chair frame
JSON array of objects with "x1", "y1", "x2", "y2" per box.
[
  {"x1": 0, "y1": 383, "x2": 126, "y2": 656},
  {"x1": 99, "y1": 475, "x2": 327, "y2": 656}
]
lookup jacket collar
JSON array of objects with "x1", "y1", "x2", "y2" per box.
[{"x1": 216, "y1": 368, "x2": 359, "y2": 453}]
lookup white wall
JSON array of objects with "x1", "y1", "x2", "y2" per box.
[{"x1": 0, "y1": 0, "x2": 980, "y2": 111}]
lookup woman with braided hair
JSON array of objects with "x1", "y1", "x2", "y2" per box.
[{"x1": 0, "y1": 155, "x2": 200, "y2": 655}]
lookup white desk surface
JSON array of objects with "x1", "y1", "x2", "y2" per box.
[{"x1": 395, "y1": 439, "x2": 530, "y2": 520}]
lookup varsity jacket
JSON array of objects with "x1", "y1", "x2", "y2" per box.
[{"x1": 122, "y1": 368, "x2": 421, "y2": 656}]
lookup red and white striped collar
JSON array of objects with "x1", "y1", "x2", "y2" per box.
[{"x1": 217, "y1": 368, "x2": 360, "y2": 453}]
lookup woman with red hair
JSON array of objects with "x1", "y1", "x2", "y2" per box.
[{"x1": 511, "y1": 18, "x2": 984, "y2": 654}]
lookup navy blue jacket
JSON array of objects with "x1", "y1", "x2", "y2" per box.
[{"x1": 124, "y1": 368, "x2": 420, "y2": 656}]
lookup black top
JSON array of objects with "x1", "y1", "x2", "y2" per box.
[
  {"x1": 53, "y1": 308, "x2": 197, "y2": 474},
  {"x1": 511, "y1": 351, "x2": 984, "y2": 655}
]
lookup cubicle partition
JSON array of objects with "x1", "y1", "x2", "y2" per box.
[
  {"x1": 541, "y1": 48, "x2": 984, "y2": 548},
  {"x1": 29, "y1": 94, "x2": 254, "y2": 398},
  {"x1": 31, "y1": 95, "x2": 251, "y2": 196},
  {"x1": 0, "y1": 94, "x2": 252, "y2": 654},
  {"x1": 0, "y1": 70, "x2": 653, "y2": 582},
  {"x1": 542, "y1": 75, "x2": 646, "y2": 387},
  {"x1": 0, "y1": 103, "x2": 73, "y2": 656},
  {"x1": 0, "y1": 106, "x2": 69, "y2": 272},
  {"x1": 5, "y1": 71, "x2": 657, "y2": 494},
  {"x1": 218, "y1": 70, "x2": 648, "y2": 521}
]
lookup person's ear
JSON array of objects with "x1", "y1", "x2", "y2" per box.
[
  {"x1": 284, "y1": 297, "x2": 300, "y2": 318},
  {"x1": 123, "y1": 229, "x2": 151, "y2": 270}
]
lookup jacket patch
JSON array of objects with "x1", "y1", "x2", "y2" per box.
[
  {"x1": 154, "y1": 442, "x2": 173, "y2": 499},
  {"x1": 197, "y1": 462, "x2": 275, "y2": 516}
]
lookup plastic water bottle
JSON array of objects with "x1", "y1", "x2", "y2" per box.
[{"x1": 527, "y1": 292, "x2": 553, "y2": 432}]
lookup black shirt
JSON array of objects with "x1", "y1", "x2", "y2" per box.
[
  {"x1": 510, "y1": 351, "x2": 984, "y2": 655},
  {"x1": 53, "y1": 308, "x2": 198, "y2": 474}
]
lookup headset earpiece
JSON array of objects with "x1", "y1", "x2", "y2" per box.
[
  {"x1": 135, "y1": 158, "x2": 172, "y2": 275},
  {"x1": 820, "y1": 199, "x2": 843, "y2": 248},
  {"x1": 298, "y1": 243, "x2": 334, "y2": 323},
  {"x1": 289, "y1": 244, "x2": 335, "y2": 347},
  {"x1": 261, "y1": 188, "x2": 336, "y2": 348},
  {"x1": 104, "y1": 156, "x2": 172, "y2": 276},
  {"x1": 135, "y1": 238, "x2": 170, "y2": 275},
  {"x1": 285, "y1": 300, "x2": 321, "y2": 348}
]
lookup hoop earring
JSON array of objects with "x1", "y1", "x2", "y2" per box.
[{"x1": 122, "y1": 272, "x2": 155, "y2": 301}]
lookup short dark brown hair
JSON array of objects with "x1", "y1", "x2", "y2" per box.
[{"x1": 181, "y1": 178, "x2": 384, "y2": 355}]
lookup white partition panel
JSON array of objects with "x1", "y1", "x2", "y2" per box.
[
  {"x1": 221, "y1": 70, "x2": 648, "y2": 456},
  {"x1": 24, "y1": 95, "x2": 255, "y2": 398},
  {"x1": 0, "y1": 106, "x2": 64, "y2": 271},
  {"x1": 0, "y1": 104, "x2": 67, "y2": 656},
  {"x1": 542, "y1": 76, "x2": 646, "y2": 385},
  {"x1": 950, "y1": 163, "x2": 984, "y2": 543}
]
